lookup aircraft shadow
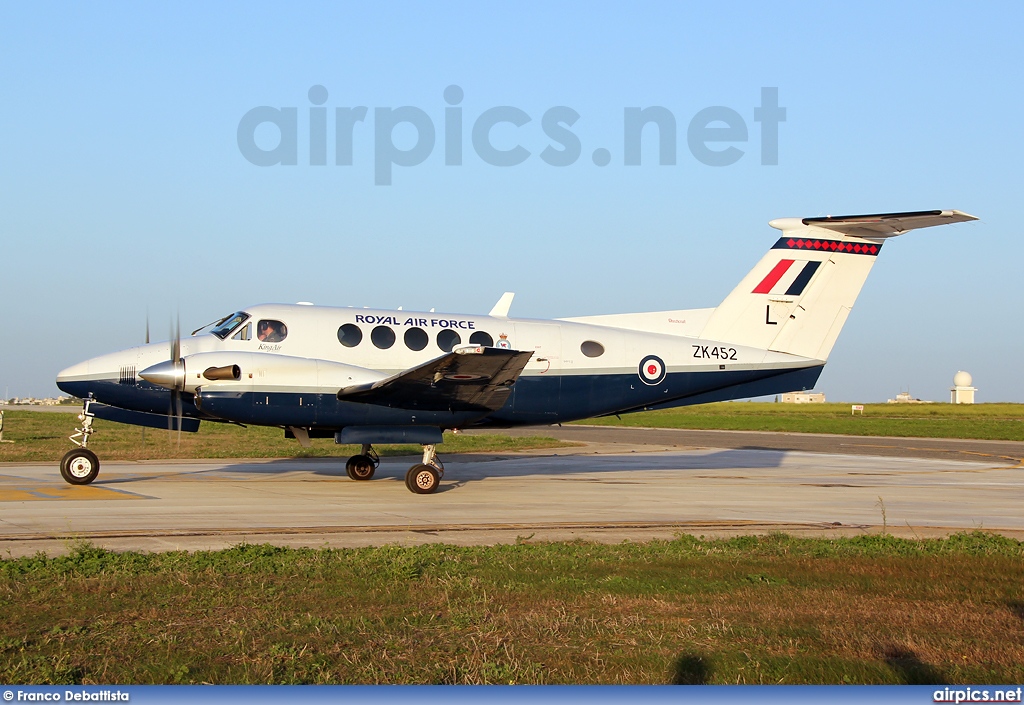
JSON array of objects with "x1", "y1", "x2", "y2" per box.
[{"x1": 93, "y1": 447, "x2": 788, "y2": 487}]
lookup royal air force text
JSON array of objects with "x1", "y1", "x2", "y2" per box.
[{"x1": 354, "y1": 315, "x2": 476, "y2": 330}]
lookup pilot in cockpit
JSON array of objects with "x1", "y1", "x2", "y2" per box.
[
  {"x1": 257, "y1": 320, "x2": 276, "y2": 342},
  {"x1": 257, "y1": 320, "x2": 287, "y2": 343}
]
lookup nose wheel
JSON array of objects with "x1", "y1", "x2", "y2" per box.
[
  {"x1": 405, "y1": 444, "x2": 444, "y2": 494},
  {"x1": 61, "y1": 448, "x2": 100, "y2": 485},
  {"x1": 60, "y1": 397, "x2": 100, "y2": 485}
]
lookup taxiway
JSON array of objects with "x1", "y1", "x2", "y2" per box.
[{"x1": 1, "y1": 429, "x2": 1021, "y2": 557}]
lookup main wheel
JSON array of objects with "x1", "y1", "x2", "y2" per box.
[
  {"x1": 346, "y1": 455, "x2": 375, "y2": 481},
  {"x1": 406, "y1": 464, "x2": 440, "y2": 494},
  {"x1": 60, "y1": 448, "x2": 100, "y2": 485}
]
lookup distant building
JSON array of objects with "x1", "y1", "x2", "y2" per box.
[
  {"x1": 3, "y1": 396, "x2": 70, "y2": 406},
  {"x1": 951, "y1": 371, "x2": 976, "y2": 404},
  {"x1": 780, "y1": 392, "x2": 825, "y2": 404},
  {"x1": 887, "y1": 391, "x2": 933, "y2": 404}
]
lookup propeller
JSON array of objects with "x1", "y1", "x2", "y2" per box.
[
  {"x1": 142, "y1": 311, "x2": 149, "y2": 445},
  {"x1": 138, "y1": 310, "x2": 186, "y2": 446},
  {"x1": 169, "y1": 313, "x2": 183, "y2": 446}
]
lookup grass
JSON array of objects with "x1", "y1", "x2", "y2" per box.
[
  {"x1": 579, "y1": 402, "x2": 1024, "y2": 441},
  {"x1": 1, "y1": 533, "x2": 1021, "y2": 685},
  {"x1": 0, "y1": 411, "x2": 574, "y2": 463}
]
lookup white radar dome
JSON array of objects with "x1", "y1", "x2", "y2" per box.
[{"x1": 953, "y1": 370, "x2": 973, "y2": 387}]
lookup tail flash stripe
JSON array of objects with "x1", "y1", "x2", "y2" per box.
[
  {"x1": 784, "y1": 260, "x2": 822, "y2": 296},
  {"x1": 773, "y1": 237, "x2": 882, "y2": 256},
  {"x1": 752, "y1": 259, "x2": 795, "y2": 294}
]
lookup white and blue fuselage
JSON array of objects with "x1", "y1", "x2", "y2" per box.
[{"x1": 56, "y1": 302, "x2": 822, "y2": 431}]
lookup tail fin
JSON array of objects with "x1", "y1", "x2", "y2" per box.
[{"x1": 699, "y1": 210, "x2": 977, "y2": 360}]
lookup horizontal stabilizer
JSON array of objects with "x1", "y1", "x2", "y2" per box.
[
  {"x1": 337, "y1": 346, "x2": 533, "y2": 412},
  {"x1": 770, "y1": 210, "x2": 977, "y2": 240}
]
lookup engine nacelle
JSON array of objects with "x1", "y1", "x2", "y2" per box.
[{"x1": 141, "y1": 352, "x2": 385, "y2": 395}]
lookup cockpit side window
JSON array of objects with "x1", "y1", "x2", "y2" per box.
[
  {"x1": 211, "y1": 312, "x2": 250, "y2": 340},
  {"x1": 257, "y1": 319, "x2": 288, "y2": 343},
  {"x1": 231, "y1": 323, "x2": 251, "y2": 341}
]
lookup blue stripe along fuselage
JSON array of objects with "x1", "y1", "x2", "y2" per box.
[
  {"x1": 176, "y1": 365, "x2": 822, "y2": 428},
  {"x1": 60, "y1": 365, "x2": 823, "y2": 430}
]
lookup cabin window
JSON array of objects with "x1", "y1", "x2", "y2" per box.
[
  {"x1": 581, "y1": 340, "x2": 605, "y2": 358},
  {"x1": 404, "y1": 327, "x2": 428, "y2": 351},
  {"x1": 371, "y1": 325, "x2": 396, "y2": 349},
  {"x1": 231, "y1": 323, "x2": 251, "y2": 341},
  {"x1": 256, "y1": 319, "x2": 287, "y2": 343},
  {"x1": 337, "y1": 324, "x2": 362, "y2": 347},
  {"x1": 436, "y1": 329, "x2": 461, "y2": 352},
  {"x1": 469, "y1": 331, "x2": 493, "y2": 347}
]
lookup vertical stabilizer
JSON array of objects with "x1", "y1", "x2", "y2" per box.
[{"x1": 699, "y1": 210, "x2": 976, "y2": 360}]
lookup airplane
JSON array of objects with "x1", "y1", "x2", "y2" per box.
[{"x1": 55, "y1": 209, "x2": 977, "y2": 494}]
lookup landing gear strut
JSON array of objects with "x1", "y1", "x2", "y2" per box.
[
  {"x1": 405, "y1": 444, "x2": 444, "y2": 494},
  {"x1": 345, "y1": 444, "x2": 379, "y2": 480},
  {"x1": 60, "y1": 396, "x2": 100, "y2": 485}
]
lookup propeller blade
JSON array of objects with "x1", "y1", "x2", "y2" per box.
[
  {"x1": 170, "y1": 315, "x2": 180, "y2": 365},
  {"x1": 173, "y1": 311, "x2": 183, "y2": 447},
  {"x1": 145, "y1": 310, "x2": 150, "y2": 345},
  {"x1": 167, "y1": 311, "x2": 183, "y2": 444},
  {"x1": 173, "y1": 388, "x2": 183, "y2": 449}
]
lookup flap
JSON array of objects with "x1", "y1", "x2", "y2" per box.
[{"x1": 337, "y1": 346, "x2": 533, "y2": 412}]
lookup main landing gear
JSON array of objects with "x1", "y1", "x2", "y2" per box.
[
  {"x1": 60, "y1": 397, "x2": 100, "y2": 485},
  {"x1": 405, "y1": 444, "x2": 444, "y2": 495},
  {"x1": 344, "y1": 443, "x2": 445, "y2": 494},
  {"x1": 345, "y1": 445, "x2": 379, "y2": 480}
]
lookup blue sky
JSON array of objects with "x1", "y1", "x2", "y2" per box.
[{"x1": 1, "y1": 2, "x2": 1020, "y2": 402}]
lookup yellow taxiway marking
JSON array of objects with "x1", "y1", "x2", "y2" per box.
[{"x1": 0, "y1": 484, "x2": 145, "y2": 502}]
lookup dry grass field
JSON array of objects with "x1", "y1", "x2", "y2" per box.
[{"x1": 1, "y1": 534, "x2": 1022, "y2": 685}]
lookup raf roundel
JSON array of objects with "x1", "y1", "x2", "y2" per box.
[{"x1": 638, "y1": 355, "x2": 666, "y2": 386}]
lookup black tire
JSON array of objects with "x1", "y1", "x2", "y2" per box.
[
  {"x1": 346, "y1": 455, "x2": 375, "y2": 481},
  {"x1": 60, "y1": 448, "x2": 100, "y2": 485},
  {"x1": 406, "y1": 464, "x2": 440, "y2": 494}
]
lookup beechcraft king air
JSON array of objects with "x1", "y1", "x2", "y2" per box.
[{"x1": 55, "y1": 210, "x2": 977, "y2": 493}]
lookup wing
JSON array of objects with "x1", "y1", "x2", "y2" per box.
[{"x1": 336, "y1": 346, "x2": 533, "y2": 412}]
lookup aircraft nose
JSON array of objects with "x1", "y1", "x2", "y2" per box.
[{"x1": 56, "y1": 360, "x2": 91, "y2": 385}]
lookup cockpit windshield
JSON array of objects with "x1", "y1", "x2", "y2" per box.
[{"x1": 210, "y1": 312, "x2": 250, "y2": 340}]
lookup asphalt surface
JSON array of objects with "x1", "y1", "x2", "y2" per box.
[
  {"x1": 496, "y1": 424, "x2": 1024, "y2": 465},
  {"x1": 1, "y1": 426, "x2": 1021, "y2": 556}
]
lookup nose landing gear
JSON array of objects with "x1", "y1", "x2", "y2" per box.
[{"x1": 60, "y1": 397, "x2": 100, "y2": 485}]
